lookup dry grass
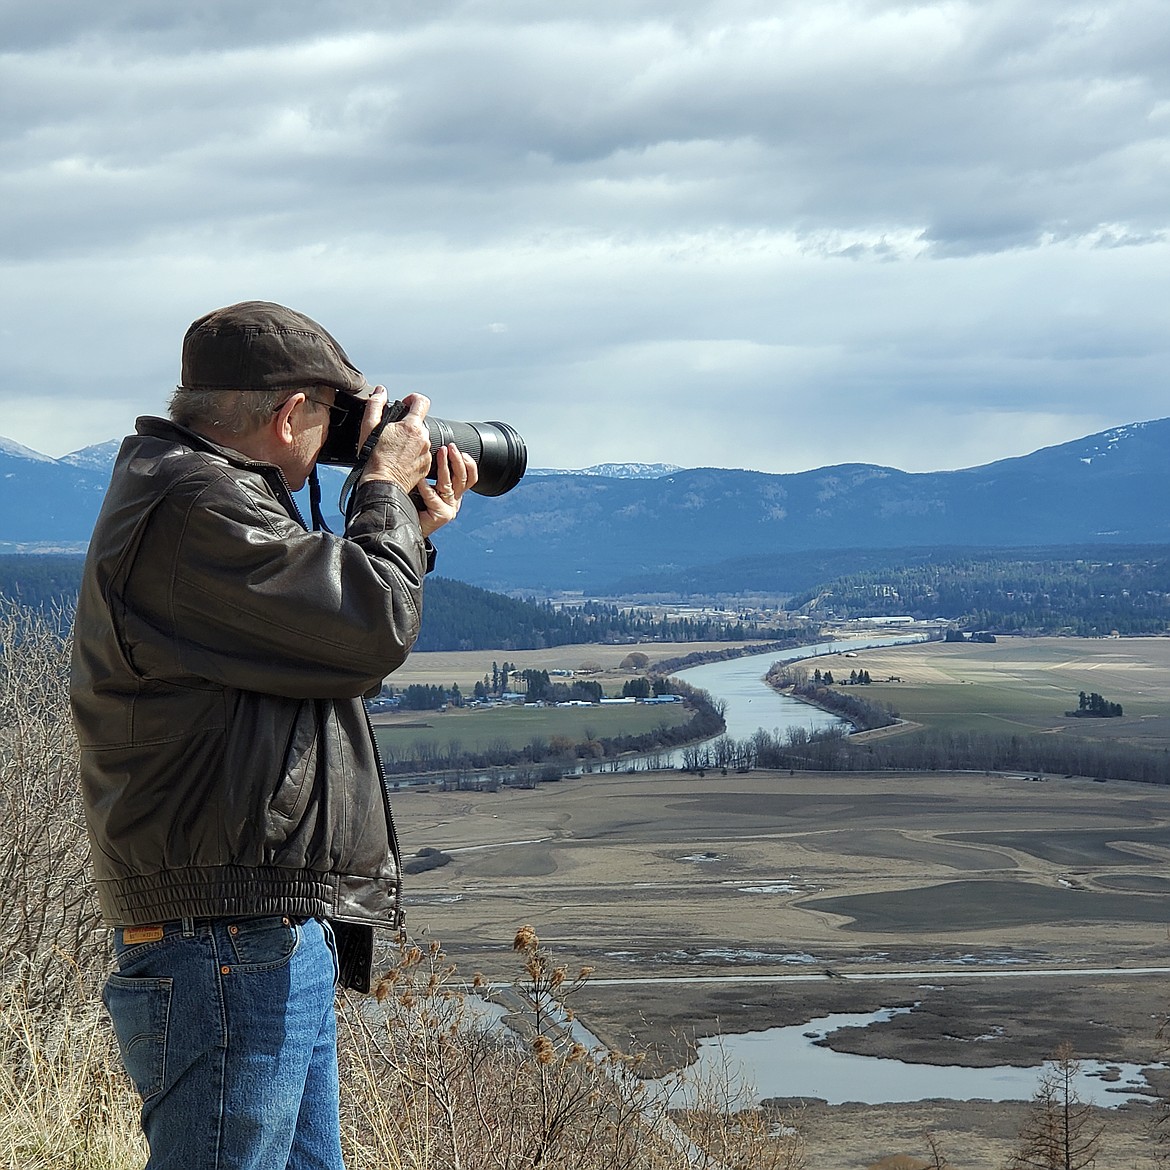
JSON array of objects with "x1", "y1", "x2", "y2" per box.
[
  {"x1": 338, "y1": 927, "x2": 807, "y2": 1170},
  {"x1": 0, "y1": 979, "x2": 146, "y2": 1170},
  {"x1": 0, "y1": 600, "x2": 143, "y2": 1169}
]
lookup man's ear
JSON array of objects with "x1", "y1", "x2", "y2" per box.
[{"x1": 271, "y1": 393, "x2": 305, "y2": 448}]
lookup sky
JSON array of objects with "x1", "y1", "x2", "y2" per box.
[{"x1": 1, "y1": 0, "x2": 1168, "y2": 474}]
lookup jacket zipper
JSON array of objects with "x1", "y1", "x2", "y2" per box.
[{"x1": 363, "y1": 703, "x2": 406, "y2": 928}]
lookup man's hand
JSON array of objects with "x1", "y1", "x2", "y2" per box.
[
  {"x1": 413, "y1": 443, "x2": 478, "y2": 537},
  {"x1": 359, "y1": 389, "x2": 432, "y2": 493},
  {"x1": 359, "y1": 388, "x2": 478, "y2": 536}
]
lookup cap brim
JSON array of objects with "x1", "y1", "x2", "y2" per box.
[{"x1": 336, "y1": 381, "x2": 375, "y2": 404}]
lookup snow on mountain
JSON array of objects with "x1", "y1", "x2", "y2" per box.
[
  {"x1": 0, "y1": 436, "x2": 57, "y2": 463},
  {"x1": 1072, "y1": 422, "x2": 1151, "y2": 466},
  {"x1": 531, "y1": 462, "x2": 683, "y2": 478},
  {"x1": 59, "y1": 440, "x2": 122, "y2": 471}
]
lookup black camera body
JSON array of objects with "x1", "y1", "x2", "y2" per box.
[{"x1": 317, "y1": 400, "x2": 527, "y2": 497}]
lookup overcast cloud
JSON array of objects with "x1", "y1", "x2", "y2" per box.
[{"x1": 1, "y1": 0, "x2": 1168, "y2": 473}]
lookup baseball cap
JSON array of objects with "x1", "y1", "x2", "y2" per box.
[{"x1": 179, "y1": 301, "x2": 373, "y2": 399}]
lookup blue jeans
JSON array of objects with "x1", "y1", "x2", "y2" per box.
[{"x1": 103, "y1": 916, "x2": 345, "y2": 1170}]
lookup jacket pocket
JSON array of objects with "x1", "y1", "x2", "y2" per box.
[
  {"x1": 103, "y1": 973, "x2": 172, "y2": 1101},
  {"x1": 269, "y1": 699, "x2": 322, "y2": 823}
]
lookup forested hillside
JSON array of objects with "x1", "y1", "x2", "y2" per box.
[
  {"x1": 8, "y1": 547, "x2": 1170, "y2": 642},
  {"x1": 0, "y1": 555, "x2": 85, "y2": 611},
  {"x1": 413, "y1": 577, "x2": 799, "y2": 650},
  {"x1": 0, "y1": 556, "x2": 797, "y2": 652},
  {"x1": 788, "y1": 546, "x2": 1170, "y2": 635}
]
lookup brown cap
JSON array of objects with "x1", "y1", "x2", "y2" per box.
[{"x1": 179, "y1": 300, "x2": 372, "y2": 398}]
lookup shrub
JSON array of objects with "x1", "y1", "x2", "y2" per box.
[
  {"x1": 337, "y1": 927, "x2": 806, "y2": 1170},
  {"x1": 0, "y1": 600, "x2": 106, "y2": 1007},
  {"x1": 402, "y1": 847, "x2": 454, "y2": 874},
  {"x1": 0, "y1": 600, "x2": 142, "y2": 1167}
]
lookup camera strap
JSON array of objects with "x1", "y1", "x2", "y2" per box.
[
  {"x1": 337, "y1": 415, "x2": 394, "y2": 526},
  {"x1": 307, "y1": 466, "x2": 331, "y2": 533},
  {"x1": 311, "y1": 399, "x2": 411, "y2": 531}
]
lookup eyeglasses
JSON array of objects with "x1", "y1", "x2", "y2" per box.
[
  {"x1": 275, "y1": 392, "x2": 350, "y2": 425},
  {"x1": 304, "y1": 394, "x2": 350, "y2": 424}
]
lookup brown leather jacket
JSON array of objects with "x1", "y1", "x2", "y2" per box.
[{"x1": 70, "y1": 417, "x2": 428, "y2": 988}]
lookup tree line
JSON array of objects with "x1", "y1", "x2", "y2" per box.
[
  {"x1": 683, "y1": 722, "x2": 1170, "y2": 786},
  {"x1": 1068, "y1": 691, "x2": 1123, "y2": 718},
  {"x1": 765, "y1": 662, "x2": 898, "y2": 731},
  {"x1": 787, "y1": 544, "x2": 1170, "y2": 635}
]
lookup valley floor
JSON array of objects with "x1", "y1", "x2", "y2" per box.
[{"x1": 394, "y1": 765, "x2": 1170, "y2": 1169}]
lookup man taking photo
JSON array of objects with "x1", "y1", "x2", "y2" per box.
[{"x1": 70, "y1": 300, "x2": 477, "y2": 1170}]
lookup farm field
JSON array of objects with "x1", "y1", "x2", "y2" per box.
[
  {"x1": 810, "y1": 634, "x2": 1170, "y2": 748},
  {"x1": 373, "y1": 698, "x2": 690, "y2": 756},
  {"x1": 373, "y1": 637, "x2": 750, "y2": 757},
  {"x1": 383, "y1": 638, "x2": 753, "y2": 691}
]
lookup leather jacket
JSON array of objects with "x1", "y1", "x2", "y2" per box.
[{"x1": 70, "y1": 417, "x2": 428, "y2": 989}]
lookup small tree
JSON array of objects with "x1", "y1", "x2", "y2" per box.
[
  {"x1": 923, "y1": 1129, "x2": 950, "y2": 1168},
  {"x1": 1007, "y1": 1044, "x2": 1103, "y2": 1170}
]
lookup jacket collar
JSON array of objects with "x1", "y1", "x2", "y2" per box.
[{"x1": 134, "y1": 415, "x2": 283, "y2": 476}]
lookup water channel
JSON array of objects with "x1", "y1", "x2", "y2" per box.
[{"x1": 609, "y1": 631, "x2": 926, "y2": 770}]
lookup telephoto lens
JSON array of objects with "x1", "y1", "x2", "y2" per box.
[
  {"x1": 421, "y1": 417, "x2": 527, "y2": 497},
  {"x1": 316, "y1": 400, "x2": 527, "y2": 497}
]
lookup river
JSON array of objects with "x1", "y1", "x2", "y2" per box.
[{"x1": 673, "y1": 633, "x2": 927, "y2": 743}]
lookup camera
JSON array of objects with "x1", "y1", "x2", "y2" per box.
[{"x1": 316, "y1": 398, "x2": 527, "y2": 497}]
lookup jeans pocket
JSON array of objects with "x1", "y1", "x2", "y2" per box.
[
  {"x1": 226, "y1": 916, "x2": 300, "y2": 970},
  {"x1": 103, "y1": 973, "x2": 172, "y2": 1101}
]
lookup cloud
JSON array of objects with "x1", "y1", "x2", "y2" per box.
[{"x1": 0, "y1": 0, "x2": 1168, "y2": 472}]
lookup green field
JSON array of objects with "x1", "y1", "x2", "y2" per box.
[
  {"x1": 372, "y1": 700, "x2": 691, "y2": 757},
  {"x1": 824, "y1": 636, "x2": 1170, "y2": 748}
]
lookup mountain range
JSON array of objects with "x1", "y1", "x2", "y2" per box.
[{"x1": 3, "y1": 419, "x2": 1168, "y2": 596}]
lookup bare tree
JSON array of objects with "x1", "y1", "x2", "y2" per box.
[
  {"x1": 0, "y1": 600, "x2": 104, "y2": 1009},
  {"x1": 923, "y1": 1129, "x2": 950, "y2": 1169},
  {"x1": 1007, "y1": 1044, "x2": 1104, "y2": 1170}
]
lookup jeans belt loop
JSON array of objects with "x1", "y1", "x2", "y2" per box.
[{"x1": 181, "y1": 917, "x2": 195, "y2": 937}]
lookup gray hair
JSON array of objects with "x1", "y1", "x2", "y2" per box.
[{"x1": 168, "y1": 387, "x2": 325, "y2": 438}]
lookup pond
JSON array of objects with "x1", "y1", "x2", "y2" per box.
[{"x1": 667, "y1": 1005, "x2": 1162, "y2": 1108}]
